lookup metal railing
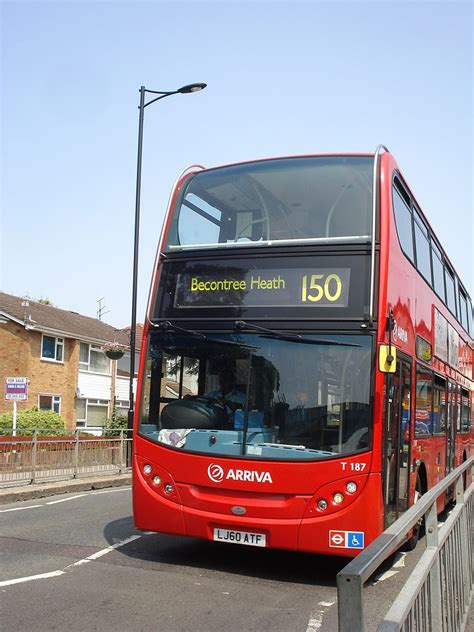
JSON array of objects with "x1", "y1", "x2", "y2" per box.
[
  {"x1": 0, "y1": 430, "x2": 132, "y2": 486},
  {"x1": 337, "y1": 457, "x2": 473, "y2": 632}
]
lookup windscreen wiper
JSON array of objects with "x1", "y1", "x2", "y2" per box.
[
  {"x1": 235, "y1": 320, "x2": 361, "y2": 347},
  {"x1": 152, "y1": 320, "x2": 206, "y2": 338},
  {"x1": 151, "y1": 320, "x2": 255, "y2": 349},
  {"x1": 235, "y1": 320, "x2": 301, "y2": 340}
]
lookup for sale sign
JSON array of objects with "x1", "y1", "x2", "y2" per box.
[{"x1": 5, "y1": 377, "x2": 28, "y2": 401}]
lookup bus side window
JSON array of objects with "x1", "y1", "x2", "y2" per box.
[
  {"x1": 432, "y1": 375, "x2": 446, "y2": 433},
  {"x1": 415, "y1": 367, "x2": 432, "y2": 435},
  {"x1": 461, "y1": 388, "x2": 471, "y2": 433},
  {"x1": 392, "y1": 183, "x2": 414, "y2": 262}
]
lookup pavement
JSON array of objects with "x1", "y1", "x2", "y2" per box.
[{"x1": 0, "y1": 473, "x2": 132, "y2": 504}]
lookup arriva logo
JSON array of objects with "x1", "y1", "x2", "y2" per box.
[
  {"x1": 393, "y1": 319, "x2": 408, "y2": 344},
  {"x1": 208, "y1": 463, "x2": 225, "y2": 483},
  {"x1": 207, "y1": 463, "x2": 273, "y2": 484}
]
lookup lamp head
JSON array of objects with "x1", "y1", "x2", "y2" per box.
[{"x1": 177, "y1": 83, "x2": 207, "y2": 94}]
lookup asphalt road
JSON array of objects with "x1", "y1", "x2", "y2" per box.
[{"x1": 0, "y1": 486, "x2": 423, "y2": 631}]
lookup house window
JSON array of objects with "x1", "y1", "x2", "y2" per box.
[
  {"x1": 117, "y1": 352, "x2": 139, "y2": 378},
  {"x1": 115, "y1": 399, "x2": 130, "y2": 413},
  {"x1": 41, "y1": 335, "x2": 64, "y2": 362},
  {"x1": 39, "y1": 394, "x2": 61, "y2": 414},
  {"x1": 76, "y1": 398, "x2": 110, "y2": 428},
  {"x1": 79, "y1": 343, "x2": 111, "y2": 374}
]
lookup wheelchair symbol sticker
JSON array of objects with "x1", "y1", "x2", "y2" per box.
[
  {"x1": 348, "y1": 531, "x2": 364, "y2": 548},
  {"x1": 329, "y1": 530, "x2": 364, "y2": 549}
]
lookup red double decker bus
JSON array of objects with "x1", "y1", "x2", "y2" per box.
[{"x1": 133, "y1": 147, "x2": 472, "y2": 556}]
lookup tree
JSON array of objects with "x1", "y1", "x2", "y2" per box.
[{"x1": 103, "y1": 407, "x2": 128, "y2": 436}]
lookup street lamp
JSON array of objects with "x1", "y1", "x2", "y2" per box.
[{"x1": 128, "y1": 82, "x2": 207, "y2": 459}]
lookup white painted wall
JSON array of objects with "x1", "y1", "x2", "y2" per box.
[
  {"x1": 115, "y1": 376, "x2": 131, "y2": 401},
  {"x1": 77, "y1": 371, "x2": 112, "y2": 400}
]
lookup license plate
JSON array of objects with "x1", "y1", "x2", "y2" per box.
[{"x1": 213, "y1": 528, "x2": 266, "y2": 547}]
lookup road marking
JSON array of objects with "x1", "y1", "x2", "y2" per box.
[
  {"x1": 91, "y1": 487, "x2": 131, "y2": 495},
  {"x1": 1, "y1": 533, "x2": 146, "y2": 587},
  {"x1": 46, "y1": 494, "x2": 86, "y2": 505},
  {"x1": 371, "y1": 552, "x2": 406, "y2": 584},
  {"x1": 0, "y1": 504, "x2": 42, "y2": 513},
  {"x1": 306, "y1": 611, "x2": 324, "y2": 630},
  {"x1": 374, "y1": 569, "x2": 399, "y2": 583},
  {"x1": 0, "y1": 570, "x2": 65, "y2": 587},
  {"x1": 393, "y1": 552, "x2": 406, "y2": 568},
  {"x1": 0, "y1": 486, "x2": 131, "y2": 513},
  {"x1": 66, "y1": 534, "x2": 143, "y2": 568},
  {"x1": 306, "y1": 600, "x2": 336, "y2": 631}
]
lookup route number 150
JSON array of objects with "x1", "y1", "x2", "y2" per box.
[{"x1": 301, "y1": 273, "x2": 343, "y2": 303}]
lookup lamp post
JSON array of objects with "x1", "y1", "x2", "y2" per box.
[{"x1": 128, "y1": 82, "x2": 207, "y2": 462}]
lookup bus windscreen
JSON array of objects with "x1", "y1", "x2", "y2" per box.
[
  {"x1": 164, "y1": 156, "x2": 373, "y2": 250},
  {"x1": 139, "y1": 331, "x2": 372, "y2": 460}
]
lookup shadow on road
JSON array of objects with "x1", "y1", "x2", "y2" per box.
[{"x1": 103, "y1": 516, "x2": 348, "y2": 586}]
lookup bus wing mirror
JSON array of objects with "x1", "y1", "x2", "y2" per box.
[{"x1": 379, "y1": 344, "x2": 396, "y2": 373}]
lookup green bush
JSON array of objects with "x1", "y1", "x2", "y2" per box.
[
  {"x1": 0, "y1": 406, "x2": 66, "y2": 436},
  {"x1": 103, "y1": 411, "x2": 129, "y2": 436}
]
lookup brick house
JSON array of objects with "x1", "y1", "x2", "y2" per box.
[{"x1": 0, "y1": 292, "x2": 133, "y2": 433}]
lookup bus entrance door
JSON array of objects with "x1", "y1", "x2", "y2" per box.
[{"x1": 384, "y1": 357, "x2": 412, "y2": 527}]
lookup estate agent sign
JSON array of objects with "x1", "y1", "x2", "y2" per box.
[{"x1": 5, "y1": 377, "x2": 28, "y2": 401}]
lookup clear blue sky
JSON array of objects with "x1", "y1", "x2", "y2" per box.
[{"x1": 1, "y1": 1, "x2": 472, "y2": 328}]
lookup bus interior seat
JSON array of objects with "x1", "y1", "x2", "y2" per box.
[{"x1": 161, "y1": 397, "x2": 229, "y2": 429}]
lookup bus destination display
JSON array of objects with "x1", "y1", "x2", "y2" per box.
[{"x1": 174, "y1": 267, "x2": 351, "y2": 308}]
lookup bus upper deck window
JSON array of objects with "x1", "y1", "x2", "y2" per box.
[{"x1": 165, "y1": 156, "x2": 373, "y2": 251}]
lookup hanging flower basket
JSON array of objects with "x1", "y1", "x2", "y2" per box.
[{"x1": 102, "y1": 343, "x2": 126, "y2": 360}]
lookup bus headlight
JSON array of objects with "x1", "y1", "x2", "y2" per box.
[
  {"x1": 346, "y1": 481, "x2": 357, "y2": 494},
  {"x1": 153, "y1": 476, "x2": 161, "y2": 486},
  {"x1": 333, "y1": 492, "x2": 344, "y2": 504},
  {"x1": 143, "y1": 464, "x2": 152, "y2": 475},
  {"x1": 317, "y1": 499, "x2": 328, "y2": 511},
  {"x1": 164, "y1": 484, "x2": 174, "y2": 494}
]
